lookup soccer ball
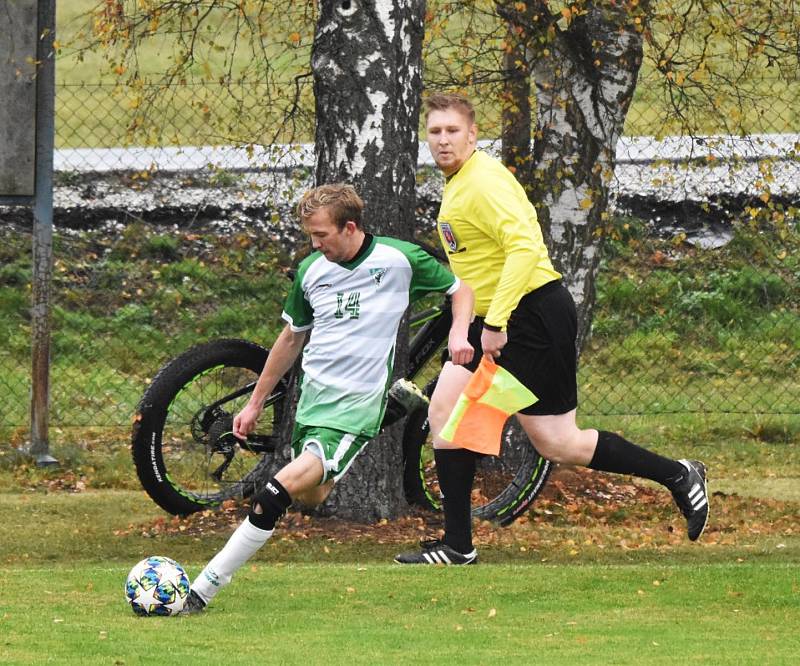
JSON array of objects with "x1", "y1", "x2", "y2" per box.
[{"x1": 125, "y1": 555, "x2": 191, "y2": 616}]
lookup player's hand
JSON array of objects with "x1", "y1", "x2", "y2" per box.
[
  {"x1": 448, "y1": 331, "x2": 474, "y2": 366},
  {"x1": 233, "y1": 403, "x2": 262, "y2": 440},
  {"x1": 480, "y1": 327, "x2": 507, "y2": 359}
]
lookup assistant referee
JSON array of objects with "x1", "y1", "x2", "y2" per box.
[{"x1": 395, "y1": 94, "x2": 710, "y2": 566}]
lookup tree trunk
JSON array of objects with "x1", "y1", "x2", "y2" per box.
[
  {"x1": 498, "y1": 3, "x2": 534, "y2": 194},
  {"x1": 525, "y1": 3, "x2": 645, "y2": 352},
  {"x1": 309, "y1": 0, "x2": 426, "y2": 521},
  {"x1": 312, "y1": 0, "x2": 425, "y2": 239}
]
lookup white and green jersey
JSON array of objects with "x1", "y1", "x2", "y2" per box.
[{"x1": 282, "y1": 235, "x2": 459, "y2": 436}]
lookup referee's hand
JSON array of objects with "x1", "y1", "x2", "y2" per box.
[{"x1": 481, "y1": 328, "x2": 506, "y2": 358}]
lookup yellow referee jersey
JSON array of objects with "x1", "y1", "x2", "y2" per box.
[{"x1": 436, "y1": 150, "x2": 561, "y2": 330}]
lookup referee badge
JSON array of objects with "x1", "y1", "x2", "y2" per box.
[{"x1": 439, "y1": 222, "x2": 458, "y2": 252}]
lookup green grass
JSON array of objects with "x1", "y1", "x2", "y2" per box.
[
  {"x1": 0, "y1": 486, "x2": 799, "y2": 664},
  {"x1": 0, "y1": 223, "x2": 293, "y2": 431},
  {"x1": 579, "y1": 217, "x2": 800, "y2": 415},
  {"x1": 0, "y1": 402, "x2": 798, "y2": 663},
  {"x1": 1, "y1": 560, "x2": 798, "y2": 665},
  {"x1": 56, "y1": 0, "x2": 314, "y2": 147}
]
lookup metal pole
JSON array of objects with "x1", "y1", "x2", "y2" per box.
[{"x1": 29, "y1": 0, "x2": 57, "y2": 466}]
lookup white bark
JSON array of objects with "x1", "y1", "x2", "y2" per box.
[
  {"x1": 312, "y1": 0, "x2": 425, "y2": 237},
  {"x1": 310, "y1": 1, "x2": 426, "y2": 521},
  {"x1": 530, "y1": 3, "x2": 644, "y2": 351}
]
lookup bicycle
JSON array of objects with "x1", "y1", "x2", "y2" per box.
[{"x1": 131, "y1": 274, "x2": 552, "y2": 526}]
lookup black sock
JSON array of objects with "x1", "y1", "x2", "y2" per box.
[
  {"x1": 435, "y1": 448, "x2": 477, "y2": 554},
  {"x1": 588, "y1": 431, "x2": 684, "y2": 488}
]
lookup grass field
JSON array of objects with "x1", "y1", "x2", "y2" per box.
[
  {"x1": 2, "y1": 561, "x2": 798, "y2": 664},
  {"x1": 1, "y1": 481, "x2": 798, "y2": 665}
]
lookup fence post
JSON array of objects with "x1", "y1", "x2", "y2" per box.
[
  {"x1": 29, "y1": 0, "x2": 58, "y2": 466},
  {"x1": 30, "y1": 0, "x2": 58, "y2": 466},
  {"x1": 0, "y1": 0, "x2": 57, "y2": 463}
]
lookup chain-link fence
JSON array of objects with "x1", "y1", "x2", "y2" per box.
[{"x1": 1, "y1": 71, "x2": 799, "y2": 444}]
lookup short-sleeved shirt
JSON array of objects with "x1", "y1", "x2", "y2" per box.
[
  {"x1": 436, "y1": 150, "x2": 561, "y2": 330},
  {"x1": 282, "y1": 235, "x2": 459, "y2": 436}
]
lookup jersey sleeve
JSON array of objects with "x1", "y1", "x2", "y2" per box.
[
  {"x1": 281, "y1": 265, "x2": 314, "y2": 332},
  {"x1": 394, "y1": 240, "x2": 459, "y2": 303},
  {"x1": 471, "y1": 180, "x2": 547, "y2": 329}
]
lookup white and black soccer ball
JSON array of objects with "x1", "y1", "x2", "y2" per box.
[{"x1": 125, "y1": 555, "x2": 191, "y2": 616}]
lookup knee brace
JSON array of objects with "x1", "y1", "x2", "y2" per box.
[{"x1": 248, "y1": 477, "x2": 292, "y2": 531}]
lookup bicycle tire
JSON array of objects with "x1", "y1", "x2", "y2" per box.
[
  {"x1": 402, "y1": 379, "x2": 552, "y2": 526},
  {"x1": 132, "y1": 338, "x2": 287, "y2": 516}
]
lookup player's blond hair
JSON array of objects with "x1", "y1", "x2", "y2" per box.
[{"x1": 297, "y1": 183, "x2": 364, "y2": 230}]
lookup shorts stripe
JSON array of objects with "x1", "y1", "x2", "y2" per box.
[{"x1": 332, "y1": 433, "x2": 357, "y2": 469}]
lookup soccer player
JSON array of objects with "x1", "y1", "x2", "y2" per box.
[
  {"x1": 182, "y1": 183, "x2": 474, "y2": 612},
  {"x1": 394, "y1": 94, "x2": 709, "y2": 566}
]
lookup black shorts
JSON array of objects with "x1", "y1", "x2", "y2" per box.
[{"x1": 462, "y1": 280, "x2": 578, "y2": 416}]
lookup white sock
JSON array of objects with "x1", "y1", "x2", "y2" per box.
[{"x1": 191, "y1": 517, "x2": 273, "y2": 603}]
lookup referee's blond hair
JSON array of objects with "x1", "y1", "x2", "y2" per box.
[{"x1": 424, "y1": 93, "x2": 476, "y2": 124}]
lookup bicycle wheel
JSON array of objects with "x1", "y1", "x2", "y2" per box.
[
  {"x1": 402, "y1": 379, "x2": 552, "y2": 526},
  {"x1": 132, "y1": 338, "x2": 288, "y2": 516}
]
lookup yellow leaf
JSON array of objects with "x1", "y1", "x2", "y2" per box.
[
  {"x1": 488, "y1": 608, "x2": 497, "y2": 618},
  {"x1": 580, "y1": 198, "x2": 593, "y2": 209}
]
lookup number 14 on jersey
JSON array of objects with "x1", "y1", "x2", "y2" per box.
[{"x1": 335, "y1": 291, "x2": 361, "y2": 319}]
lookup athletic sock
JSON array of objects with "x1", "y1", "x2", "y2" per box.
[
  {"x1": 191, "y1": 517, "x2": 273, "y2": 603},
  {"x1": 435, "y1": 448, "x2": 477, "y2": 554},
  {"x1": 588, "y1": 431, "x2": 684, "y2": 487}
]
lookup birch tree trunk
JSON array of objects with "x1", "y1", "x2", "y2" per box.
[
  {"x1": 528, "y1": 2, "x2": 645, "y2": 352},
  {"x1": 309, "y1": 0, "x2": 427, "y2": 521},
  {"x1": 312, "y1": 0, "x2": 425, "y2": 238},
  {"x1": 496, "y1": 1, "x2": 645, "y2": 352}
]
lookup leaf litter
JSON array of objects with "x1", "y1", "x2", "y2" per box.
[{"x1": 112, "y1": 466, "x2": 799, "y2": 552}]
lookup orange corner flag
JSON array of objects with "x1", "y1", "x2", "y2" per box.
[{"x1": 438, "y1": 356, "x2": 538, "y2": 456}]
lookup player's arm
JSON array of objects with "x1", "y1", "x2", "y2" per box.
[
  {"x1": 399, "y1": 239, "x2": 476, "y2": 365},
  {"x1": 448, "y1": 279, "x2": 475, "y2": 366},
  {"x1": 233, "y1": 324, "x2": 307, "y2": 440}
]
